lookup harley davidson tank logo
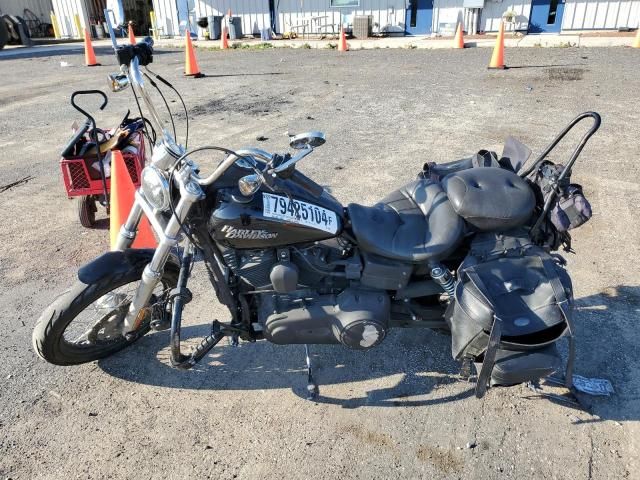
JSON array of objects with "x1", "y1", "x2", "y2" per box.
[{"x1": 221, "y1": 225, "x2": 278, "y2": 240}]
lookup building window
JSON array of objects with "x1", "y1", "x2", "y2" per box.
[
  {"x1": 330, "y1": 0, "x2": 360, "y2": 7},
  {"x1": 548, "y1": 0, "x2": 559, "y2": 24}
]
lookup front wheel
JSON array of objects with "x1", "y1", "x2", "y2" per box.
[
  {"x1": 77, "y1": 195, "x2": 96, "y2": 228},
  {"x1": 32, "y1": 262, "x2": 177, "y2": 366}
]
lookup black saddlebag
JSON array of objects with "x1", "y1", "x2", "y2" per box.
[{"x1": 445, "y1": 230, "x2": 575, "y2": 397}]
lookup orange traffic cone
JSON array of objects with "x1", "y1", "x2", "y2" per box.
[
  {"x1": 632, "y1": 27, "x2": 640, "y2": 48},
  {"x1": 109, "y1": 151, "x2": 157, "y2": 250},
  {"x1": 454, "y1": 22, "x2": 465, "y2": 49},
  {"x1": 184, "y1": 33, "x2": 204, "y2": 77},
  {"x1": 221, "y1": 27, "x2": 229, "y2": 49},
  {"x1": 338, "y1": 26, "x2": 348, "y2": 52},
  {"x1": 83, "y1": 28, "x2": 100, "y2": 67},
  {"x1": 128, "y1": 22, "x2": 136, "y2": 44},
  {"x1": 488, "y1": 21, "x2": 506, "y2": 69}
]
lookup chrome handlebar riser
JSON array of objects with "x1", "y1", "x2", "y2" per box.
[{"x1": 151, "y1": 137, "x2": 184, "y2": 170}]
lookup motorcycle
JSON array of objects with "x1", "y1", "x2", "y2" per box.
[{"x1": 33, "y1": 38, "x2": 601, "y2": 399}]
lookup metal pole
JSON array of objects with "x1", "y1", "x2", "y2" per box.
[
  {"x1": 50, "y1": 12, "x2": 61, "y2": 39},
  {"x1": 104, "y1": 8, "x2": 119, "y2": 51},
  {"x1": 73, "y1": 13, "x2": 83, "y2": 39}
]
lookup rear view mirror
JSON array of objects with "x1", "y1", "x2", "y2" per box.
[{"x1": 289, "y1": 131, "x2": 326, "y2": 150}]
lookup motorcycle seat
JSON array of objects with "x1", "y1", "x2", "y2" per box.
[
  {"x1": 441, "y1": 167, "x2": 535, "y2": 231},
  {"x1": 347, "y1": 179, "x2": 464, "y2": 263}
]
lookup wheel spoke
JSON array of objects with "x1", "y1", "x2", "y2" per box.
[{"x1": 62, "y1": 277, "x2": 172, "y2": 346}]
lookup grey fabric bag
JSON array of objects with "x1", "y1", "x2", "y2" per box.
[
  {"x1": 550, "y1": 184, "x2": 592, "y2": 232},
  {"x1": 534, "y1": 162, "x2": 592, "y2": 232}
]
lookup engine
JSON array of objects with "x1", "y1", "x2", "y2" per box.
[
  {"x1": 259, "y1": 289, "x2": 389, "y2": 350},
  {"x1": 221, "y1": 248, "x2": 277, "y2": 289},
  {"x1": 220, "y1": 243, "x2": 390, "y2": 350},
  {"x1": 220, "y1": 242, "x2": 358, "y2": 291}
]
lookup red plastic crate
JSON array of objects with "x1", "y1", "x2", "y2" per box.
[{"x1": 60, "y1": 132, "x2": 146, "y2": 198}]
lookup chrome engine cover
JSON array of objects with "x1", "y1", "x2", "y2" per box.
[{"x1": 259, "y1": 289, "x2": 389, "y2": 349}]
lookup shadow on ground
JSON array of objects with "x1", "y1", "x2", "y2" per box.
[
  {"x1": 98, "y1": 325, "x2": 475, "y2": 407},
  {"x1": 98, "y1": 285, "x2": 639, "y2": 417}
]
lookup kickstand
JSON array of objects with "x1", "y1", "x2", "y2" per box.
[{"x1": 305, "y1": 344, "x2": 318, "y2": 400}]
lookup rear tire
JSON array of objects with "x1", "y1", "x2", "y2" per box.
[
  {"x1": 77, "y1": 196, "x2": 96, "y2": 228},
  {"x1": 32, "y1": 263, "x2": 177, "y2": 366}
]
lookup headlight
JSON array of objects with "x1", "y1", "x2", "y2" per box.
[{"x1": 141, "y1": 166, "x2": 170, "y2": 211}]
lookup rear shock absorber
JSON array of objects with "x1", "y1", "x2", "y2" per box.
[{"x1": 430, "y1": 264, "x2": 456, "y2": 298}]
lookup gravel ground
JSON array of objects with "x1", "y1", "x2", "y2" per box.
[{"x1": 0, "y1": 46, "x2": 639, "y2": 480}]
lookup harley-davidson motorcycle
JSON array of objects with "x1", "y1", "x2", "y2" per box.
[{"x1": 33, "y1": 38, "x2": 601, "y2": 399}]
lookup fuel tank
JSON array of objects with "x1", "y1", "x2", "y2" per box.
[{"x1": 208, "y1": 175, "x2": 345, "y2": 249}]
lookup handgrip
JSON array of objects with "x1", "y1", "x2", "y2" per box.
[
  {"x1": 60, "y1": 120, "x2": 91, "y2": 158},
  {"x1": 290, "y1": 170, "x2": 324, "y2": 197}
]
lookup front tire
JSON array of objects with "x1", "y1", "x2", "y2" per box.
[{"x1": 33, "y1": 263, "x2": 177, "y2": 366}]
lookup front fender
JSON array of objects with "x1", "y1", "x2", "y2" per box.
[{"x1": 78, "y1": 249, "x2": 158, "y2": 284}]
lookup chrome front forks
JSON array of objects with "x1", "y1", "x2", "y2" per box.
[{"x1": 114, "y1": 165, "x2": 205, "y2": 335}]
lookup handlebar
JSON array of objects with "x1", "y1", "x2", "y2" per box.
[
  {"x1": 71, "y1": 90, "x2": 108, "y2": 113},
  {"x1": 61, "y1": 90, "x2": 108, "y2": 157},
  {"x1": 122, "y1": 38, "x2": 321, "y2": 191},
  {"x1": 117, "y1": 37, "x2": 154, "y2": 68},
  {"x1": 126, "y1": 53, "x2": 170, "y2": 147}
]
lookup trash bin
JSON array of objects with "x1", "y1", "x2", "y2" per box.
[
  {"x1": 207, "y1": 15, "x2": 222, "y2": 40},
  {"x1": 228, "y1": 17, "x2": 243, "y2": 40},
  {"x1": 94, "y1": 23, "x2": 105, "y2": 38}
]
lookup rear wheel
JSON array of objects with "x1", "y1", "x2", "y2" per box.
[
  {"x1": 33, "y1": 264, "x2": 177, "y2": 365},
  {"x1": 77, "y1": 196, "x2": 96, "y2": 228}
]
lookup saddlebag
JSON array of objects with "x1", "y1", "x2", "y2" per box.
[{"x1": 445, "y1": 230, "x2": 575, "y2": 397}]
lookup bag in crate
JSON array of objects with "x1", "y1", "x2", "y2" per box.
[{"x1": 445, "y1": 230, "x2": 575, "y2": 398}]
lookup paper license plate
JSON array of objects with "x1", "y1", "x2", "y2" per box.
[{"x1": 263, "y1": 193, "x2": 338, "y2": 234}]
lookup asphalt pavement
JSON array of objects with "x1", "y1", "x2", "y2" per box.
[{"x1": 0, "y1": 45, "x2": 638, "y2": 479}]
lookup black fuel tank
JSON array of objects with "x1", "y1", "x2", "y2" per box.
[{"x1": 209, "y1": 184, "x2": 344, "y2": 249}]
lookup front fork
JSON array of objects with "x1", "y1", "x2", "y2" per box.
[{"x1": 115, "y1": 169, "x2": 204, "y2": 336}]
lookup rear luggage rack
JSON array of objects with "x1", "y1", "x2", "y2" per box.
[{"x1": 520, "y1": 112, "x2": 601, "y2": 238}]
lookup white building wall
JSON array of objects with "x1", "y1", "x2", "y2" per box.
[
  {"x1": 431, "y1": 0, "x2": 464, "y2": 31},
  {"x1": 275, "y1": 0, "x2": 406, "y2": 35},
  {"x1": 51, "y1": 0, "x2": 90, "y2": 37},
  {"x1": 562, "y1": 0, "x2": 640, "y2": 29},
  {"x1": 151, "y1": 0, "x2": 640, "y2": 36},
  {"x1": 432, "y1": 0, "x2": 531, "y2": 33},
  {"x1": 481, "y1": 0, "x2": 531, "y2": 31},
  {"x1": 194, "y1": 0, "x2": 271, "y2": 36},
  {"x1": 152, "y1": 0, "x2": 180, "y2": 36},
  {"x1": 0, "y1": 0, "x2": 54, "y2": 23}
]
